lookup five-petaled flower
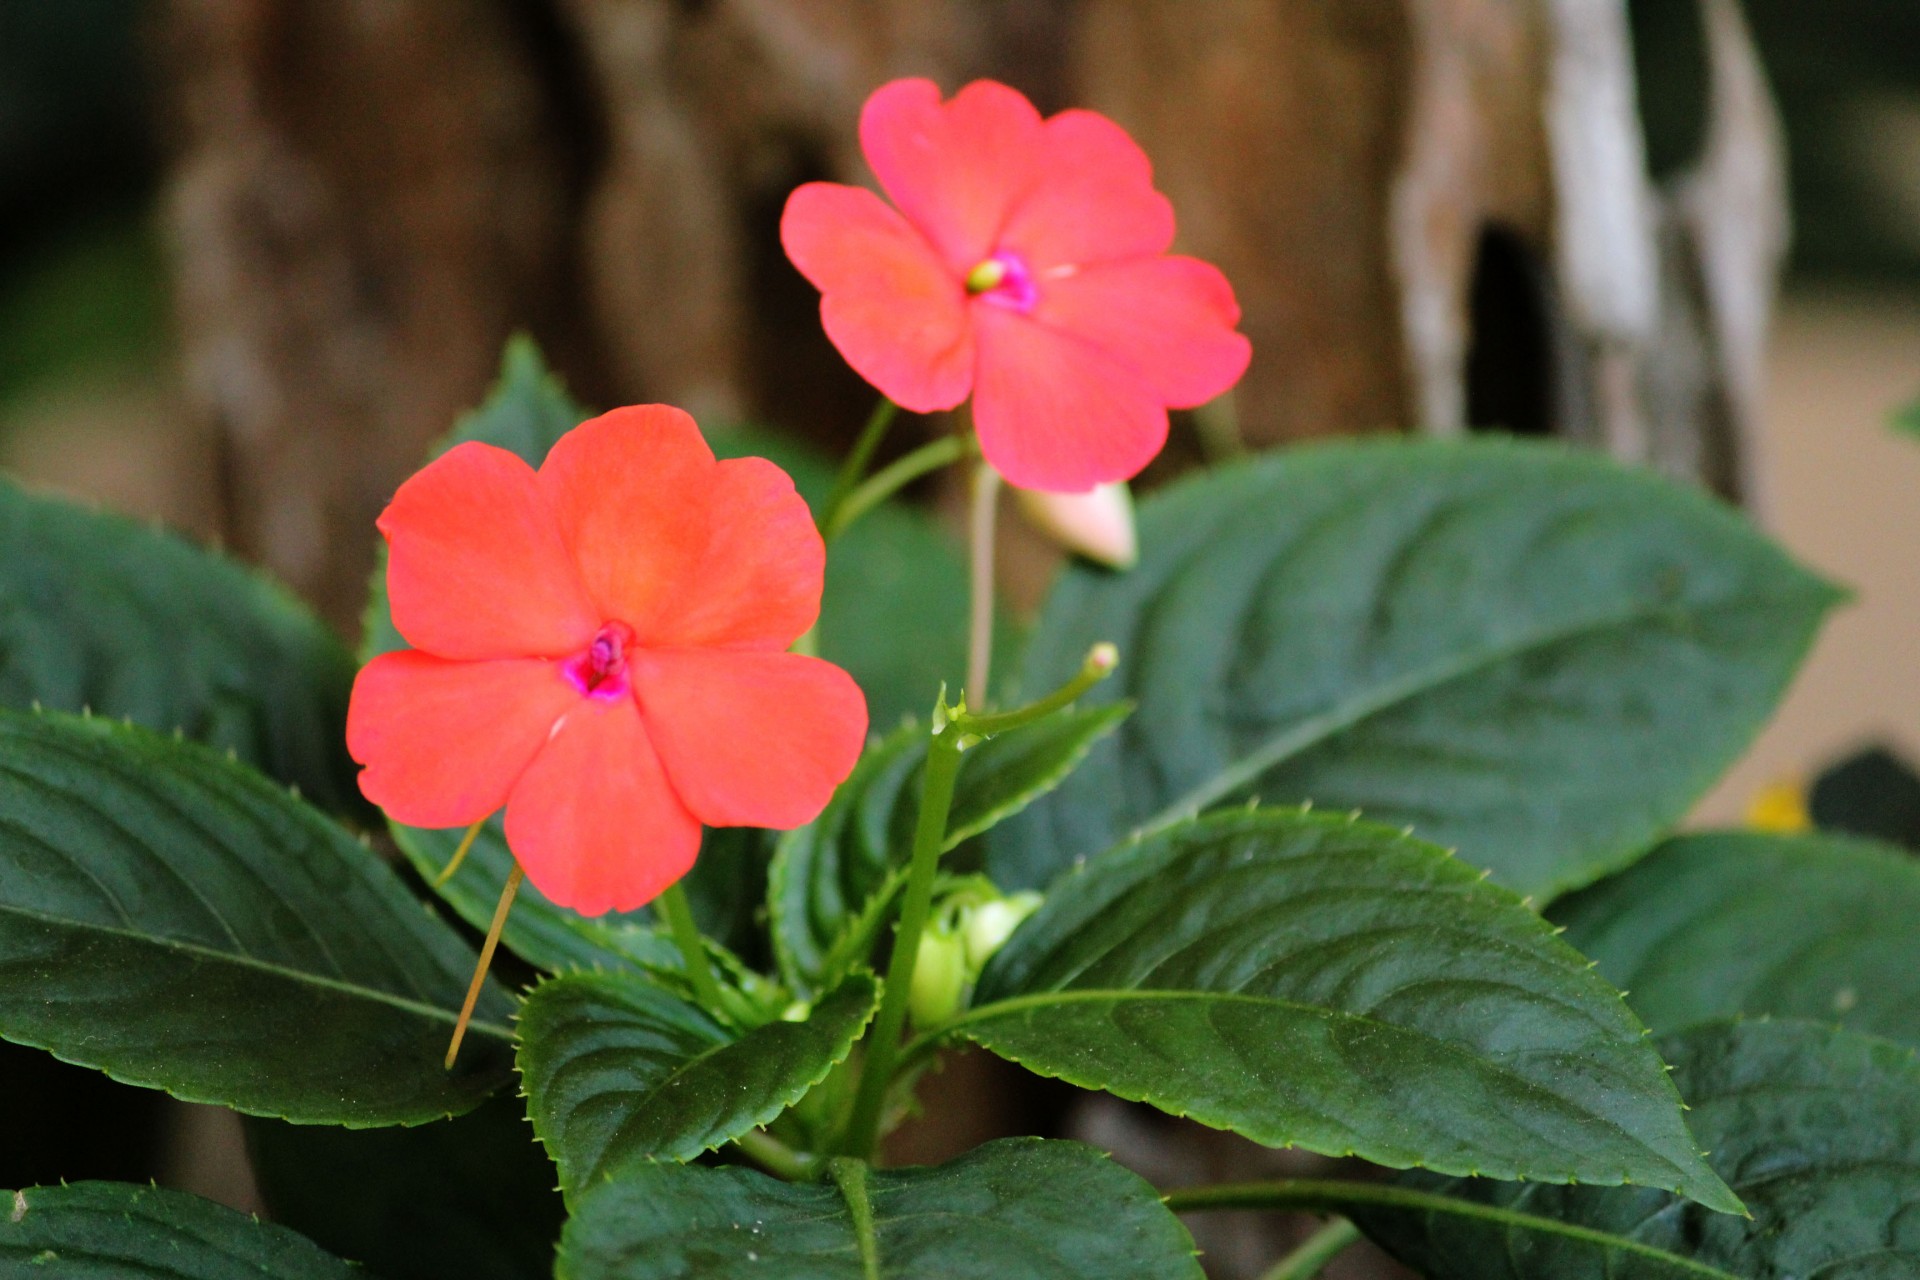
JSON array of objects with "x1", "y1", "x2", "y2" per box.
[
  {"x1": 346, "y1": 407, "x2": 868, "y2": 916},
  {"x1": 781, "y1": 78, "x2": 1251, "y2": 493}
]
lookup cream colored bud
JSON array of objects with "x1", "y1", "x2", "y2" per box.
[
  {"x1": 961, "y1": 891, "x2": 1044, "y2": 969},
  {"x1": 1014, "y1": 481, "x2": 1137, "y2": 569}
]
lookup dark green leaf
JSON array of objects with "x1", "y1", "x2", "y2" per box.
[
  {"x1": 0, "y1": 709, "x2": 513, "y2": 1123},
  {"x1": 1556, "y1": 830, "x2": 1920, "y2": 1046},
  {"x1": 991, "y1": 440, "x2": 1839, "y2": 899},
  {"x1": 556, "y1": 1137, "x2": 1203, "y2": 1279},
  {"x1": 519, "y1": 970, "x2": 877, "y2": 1196},
  {"x1": 768, "y1": 705, "x2": 1128, "y2": 995},
  {"x1": 247, "y1": 1091, "x2": 563, "y2": 1280},
  {"x1": 1810, "y1": 745, "x2": 1920, "y2": 851},
  {"x1": 1364, "y1": 1019, "x2": 1920, "y2": 1278},
  {"x1": 964, "y1": 809, "x2": 1738, "y2": 1212},
  {"x1": 0, "y1": 1181, "x2": 358, "y2": 1278},
  {"x1": 0, "y1": 477, "x2": 360, "y2": 812}
]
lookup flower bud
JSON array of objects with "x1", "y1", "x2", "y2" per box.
[
  {"x1": 960, "y1": 891, "x2": 1043, "y2": 970},
  {"x1": 909, "y1": 926, "x2": 969, "y2": 1028},
  {"x1": 1014, "y1": 481, "x2": 1137, "y2": 569}
]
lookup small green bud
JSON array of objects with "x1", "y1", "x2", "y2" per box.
[{"x1": 909, "y1": 926, "x2": 969, "y2": 1028}]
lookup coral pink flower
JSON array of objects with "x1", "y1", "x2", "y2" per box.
[
  {"x1": 781, "y1": 78, "x2": 1251, "y2": 493},
  {"x1": 346, "y1": 407, "x2": 868, "y2": 917}
]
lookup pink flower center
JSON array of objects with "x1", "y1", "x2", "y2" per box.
[
  {"x1": 563, "y1": 621, "x2": 636, "y2": 700},
  {"x1": 965, "y1": 250, "x2": 1039, "y2": 313}
]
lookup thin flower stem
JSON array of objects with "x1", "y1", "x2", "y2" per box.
[
  {"x1": 819, "y1": 398, "x2": 901, "y2": 535},
  {"x1": 821, "y1": 434, "x2": 971, "y2": 542},
  {"x1": 965, "y1": 461, "x2": 1001, "y2": 706},
  {"x1": 838, "y1": 729, "x2": 964, "y2": 1158},
  {"x1": 657, "y1": 880, "x2": 728, "y2": 1014},
  {"x1": 835, "y1": 646, "x2": 1118, "y2": 1157},
  {"x1": 1193, "y1": 390, "x2": 1247, "y2": 463},
  {"x1": 445, "y1": 862, "x2": 523, "y2": 1069},
  {"x1": 434, "y1": 818, "x2": 486, "y2": 886},
  {"x1": 1258, "y1": 1219, "x2": 1362, "y2": 1280},
  {"x1": 731, "y1": 1129, "x2": 818, "y2": 1181}
]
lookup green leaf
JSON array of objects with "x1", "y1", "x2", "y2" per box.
[
  {"x1": 556, "y1": 1137, "x2": 1203, "y2": 1279},
  {"x1": 1555, "y1": 830, "x2": 1920, "y2": 1046},
  {"x1": 519, "y1": 970, "x2": 878, "y2": 1197},
  {"x1": 0, "y1": 1182, "x2": 358, "y2": 1278},
  {"x1": 1359, "y1": 1019, "x2": 1920, "y2": 1278},
  {"x1": 247, "y1": 1091, "x2": 564, "y2": 1280},
  {"x1": 768, "y1": 705, "x2": 1128, "y2": 995},
  {"x1": 0, "y1": 476, "x2": 360, "y2": 812},
  {"x1": 0, "y1": 709, "x2": 513, "y2": 1123},
  {"x1": 962, "y1": 809, "x2": 1739, "y2": 1212},
  {"x1": 990, "y1": 439, "x2": 1840, "y2": 899}
]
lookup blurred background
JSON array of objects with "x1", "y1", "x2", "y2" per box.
[{"x1": 2, "y1": 2, "x2": 1916, "y2": 1276}]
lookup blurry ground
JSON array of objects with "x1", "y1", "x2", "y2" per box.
[{"x1": 1696, "y1": 287, "x2": 1920, "y2": 821}]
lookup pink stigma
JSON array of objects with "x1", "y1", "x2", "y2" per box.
[
  {"x1": 563, "y1": 621, "x2": 636, "y2": 700},
  {"x1": 966, "y1": 250, "x2": 1039, "y2": 313}
]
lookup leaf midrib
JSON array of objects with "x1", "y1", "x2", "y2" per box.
[
  {"x1": 1139, "y1": 593, "x2": 1759, "y2": 836},
  {"x1": 1172, "y1": 1177, "x2": 1740, "y2": 1278},
  {"x1": 0, "y1": 899, "x2": 512, "y2": 1041},
  {"x1": 947, "y1": 987, "x2": 1704, "y2": 1188}
]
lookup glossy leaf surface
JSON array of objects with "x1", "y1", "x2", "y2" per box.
[
  {"x1": 0, "y1": 710, "x2": 513, "y2": 1123},
  {"x1": 1364, "y1": 1020, "x2": 1920, "y2": 1278},
  {"x1": 991, "y1": 440, "x2": 1838, "y2": 898},
  {"x1": 519, "y1": 970, "x2": 878, "y2": 1196},
  {"x1": 964, "y1": 809, "x2": 1738, "y2": 1211},
  {"x1": 0, "y1": 477, "x2": 360, "y2": 811},
  {"x1": 0, "y1": 1182, "x2": 357, "y2": 1278},
  {"x1": 1556, "y1": 830, "x2": 1920, "y2": 1046},
  {"x1": 557, "y1": 1137, "x2": 1202, "y2": 1279}
]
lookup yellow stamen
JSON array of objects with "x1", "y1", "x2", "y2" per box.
[
  {"x1": 965, "y1": 258, "x2": 1008, "y2": 293},
  {"x1": 445, "y1": 862, "x2": 523, "y2": 1070}
]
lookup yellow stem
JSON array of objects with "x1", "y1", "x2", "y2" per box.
[
  {"x1": 434, "y1": 818, "x2": 487, "y2": 886},
  {"x1": 445, "y1": 862, "x2": 523, "y2": 1070}
]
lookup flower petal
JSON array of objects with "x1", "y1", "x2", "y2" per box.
[
  {"x1": 859, "y1": 78, "x2": 1043, "y2": 272},
  {"x1": 662, "y1": 456, "x2": 826, "y2": 649},
  {"x1": 1000, "y1": 109, "x2": 1175, "y2": 270},
  {"x1": 1033, "y1": 255, "x2": 1252, "y2": 406},
  {"x1": 505, "y1": 695, "x2": 700, "y2": 916},
  {"x1": 781, "y1": 182, "x2": 973, "y2": 412},
  {"x1": 635, "y1": 649, "x2": 868, "y2": 830},
  {"x1": 379, "y1": 441, "x2": 600, "y2": 660},
  {"x1": 970, "y1": 306, "x2": 1168, "y2": 492},
  {"x1": 346, "y1": 650, "x2": 576, "y2": 828},
  {"x1": 540, "y1": 407, "x2": 713, "y2": 637}
]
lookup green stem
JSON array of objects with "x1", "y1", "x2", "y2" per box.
[
  {"x1": 822, "y1": 434, "x2": 970, "y2": 542},
  {"x1": 828, "y1": 1159, "x2": 882, "y2": 1280},
  {"x1": 731, "y1": 1129, "x2": 817, "y2": 1181},
  {"x1": 838, "y1": 730, "x2": 964, "y2": 1157},
  {"x1": 656, "y1": 881, "x2": 728, "y2": 1014},
  {"x1": 1259, "y1": 1219, "x2": 1361, "y2": 1280},
  {"x1": 956, "y1": 642, "x2": 1117, "y2": 738},
  {"x1": 820, "y1": 398, "x2": 900, "y2": 532},
  {"x1": 965, "y1": 462, "x2": 1001, "y2": 705}
]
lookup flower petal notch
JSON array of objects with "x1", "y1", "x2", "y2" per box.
[
  {"x1": 348, "y1": 405, "x2": 870, "y2": 916},
  {"x1": 782, "y1": 78, "x2": 1251, "y2": 493}
]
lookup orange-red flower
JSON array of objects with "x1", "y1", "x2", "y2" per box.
[
  {"x1": 346, "y1": 407, "x2": 868, "y2": 916},
  {"x1": 781, "y1": 78, "x2": 1251, "y2": 493}
]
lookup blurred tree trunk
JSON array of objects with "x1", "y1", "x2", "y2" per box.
[{"x1": 157, "y1": 3, "x2": 1788, "y2": 1276}]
